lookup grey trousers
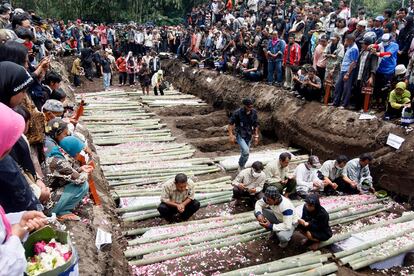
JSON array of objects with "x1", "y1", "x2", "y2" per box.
[{"x1": 262, "y1": 208, "x2": 295, "y2": 243}]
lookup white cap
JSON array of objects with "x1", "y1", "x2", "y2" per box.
[
  {"x1": 323, "y1": 0, "x2": 332, "y2": 3},
  {"x1": 395, "y1": 64, "x2": 407, "y2": 76},
  {"x1": 382, "y1": 33, "x2": 391, "y2": 42},
  {"x1": 267, "y1": 18, "x2": 272, "y2": 22},
  {"x1": 357, "y1": 20, "x2": 368, "y2": 27}
]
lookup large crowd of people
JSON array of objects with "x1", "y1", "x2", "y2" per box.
[
  {"x1": 0, "y1": 0, "x2": 412, "y2": 272},
  {"x1": 1, "y1": 0, "x2": 414, "y2": 119}
]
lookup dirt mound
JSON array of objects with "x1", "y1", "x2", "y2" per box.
[{"x1": 163, "y1": 59, "x2": 414, "y2": 199}]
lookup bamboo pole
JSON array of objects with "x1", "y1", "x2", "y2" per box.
[
  {"x1": 329, "y1": 207, "x2": 387, "y2": 226},
  {"x1": 334, "y1": 226, "x2": 414, "y2": 260},
  {"x1": 319, "y1": 212, "x2": 414, "y2": 248},
  {"x1": 221, "y1": 255, "x2": 330, "y2": 276},
  {"x1": 117, "y1": 191, "x2": 233, "y2": 214},
  {"x1": 123, "y1": 195, "x2": 233, "y2": 222},
  {"x1": 327, "y1": 197, "x2": 388, "y2": 214},
  {"x1": 124, "y1": 212, "x2": 253, "y2": 236},
  {"x1": 263, "y1": 263, "x2": 321, "y2": 276},
  {"x1": 128, "y1": 215, "x2": 255, "y2": 245},
  {"x1": 295, "y1": 263, "x2": 338, "y2": 276},
  {"x1": 128, "y1": 230, "x2": 267, "y2": 266},
  {"x1": 125, "y1": 223, "x2": 260, "y2": 258},
  {"x1": 349, "y1": 240, "x2": 414, "y2": 270}
]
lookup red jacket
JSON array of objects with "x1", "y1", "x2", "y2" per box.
[{"x1": 283, "y1": 43, "x2": 301, "y2": 66}]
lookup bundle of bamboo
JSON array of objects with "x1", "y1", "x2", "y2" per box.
[{"x1": 220, "y1": 251, "x2": 335, "y2": 276}]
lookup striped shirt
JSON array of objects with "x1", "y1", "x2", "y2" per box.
[{"x1": 160, "y1": 178, "x2": 195, "y2": 204}]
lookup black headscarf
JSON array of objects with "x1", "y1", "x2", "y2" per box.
[
  {"x1": 0, "y1": 61, "x2": 33, "y2": 106},
  {"x1": 301, "y1": 193, "x2": 332, "y2": 241},
  {"x1": 50, "y1": 88, "x2": 67, "y2": 102},
  {"x1": 304, "y1": 193, "x2": 321, "y2": 211}
]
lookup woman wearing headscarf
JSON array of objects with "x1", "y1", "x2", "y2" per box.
[
  {"x1": 44, "y1": 136, "x2": 92, "y2": 221},
  {"x1": 297, "y1": 194, "x2": 332, "y2": 250},
  {"x1": 0, "y1": 102, "x2": 41, "y2": 213},
  {"x1": 0, "y1": 45, "x2": 49, "y2": 165},
  {"x1": 49, "y1": 88, "x2": 67, "y2": 103},
  {"x1": 0, "y1": 61, "x2": 33, "y2": 108},
  {"x1": 397, "y1": 16, "x2": 414, "y2": 66}
]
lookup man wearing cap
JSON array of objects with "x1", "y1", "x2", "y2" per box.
[
  {"x1": 333, "y1": 34, "x2": 359, "y2": 108},
  {"x1": 293, "y1": 156, "x2": 325, "y2": 198},
  {"x1": 41, "y1": 99, "x2": 64, "y2": 123},
  {"x1": 354, "y1": 20, "x2": 367, "y2": 49},
  {"x1": 158, "y1": 173, "x2": 200, "y2": 222},
  {"x1": 228, "y1": 98, "x2": 259, "y2": 171},
  {"x1": 340, "y1": 153, "x2": 375, "y2": 194},
  {"x1": 232, "y1": 161, "x2": 266, "y2": 204},
  {"x1": 374, "y1": 33, "x2": 399, "y2": 108},
  {"x1": 372, "y1": 16, "x2": 385, "y2": 40},
  {"x1": 255, "y1": 186, "x2": 299, "y2": 248}
]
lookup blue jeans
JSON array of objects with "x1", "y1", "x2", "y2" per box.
[
  {"x1": 333, "y1": 71, "x2": 355, "y2": 107},
  {"x1": 103, "y1": 73, "x2": 111, "y2": 89},
  {"x1": 237, "y1": 135, "x2": 251, "y2": 168},
  {"x1": 267, "y1": 60, "x2": 283, "y2": 84}
]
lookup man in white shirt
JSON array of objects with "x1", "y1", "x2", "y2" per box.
[
  {"x1": 294, "y1": 155, "x2": 324, "y2": 198},
  {"x1": 255, "y1": 186, "x2": 299, "y2": 248},
  {"x1": 232, "y1": 161, "x2": 266, "y2": 204}
]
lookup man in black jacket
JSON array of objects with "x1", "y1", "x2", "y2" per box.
[
  {"x1": 354, "y1": 36, "x2": 378, "y2": 111},
  {"x1": 80, "y1": 45, "x2": 94, "y2": 81}
]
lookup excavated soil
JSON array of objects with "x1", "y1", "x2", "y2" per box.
[
  {"x1": 163, "y1": 59, "x2": 414, "y2": 201},
  {"x1": 55, "y1": 60, "x2": 130, "y2": 275}
]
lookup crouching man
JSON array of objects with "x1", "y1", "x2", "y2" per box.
[
  {"x1": 158, "y1": 173, "x2": 200, "y2": 222},
  {"x1": 232, "y1": 161, "x2": 266, "y2": 204},
  {"x1": 254, "y1": 186, "x2": 299, "y2": 248}
]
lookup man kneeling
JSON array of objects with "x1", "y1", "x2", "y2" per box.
[
  {"x1": 158, "y1": 173, "x2": 200, "y2": 222},
  {"x1": 254, "y1": 186, "x2": 299, "y2": 248}
]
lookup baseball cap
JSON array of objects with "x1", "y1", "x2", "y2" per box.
[
  {"x1": 375, "y1": 15, "x2": 384, "y2": 22},
  {"x1": 264, "y1": 186, "x2": 282, "y2": 201},
  {"x1": 357, "y1": 20, "x2": 368, "y2": 27},
  {"x1": 308, "y1": 155, "x2": 321, "y2": 169},
  {"x1": 382, "y1": 33, "x2": 391, "y2": 42}
]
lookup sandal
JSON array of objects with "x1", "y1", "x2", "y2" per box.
[{"x1": 58, "y1": 213, "x2": 81, "y2": 222}]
